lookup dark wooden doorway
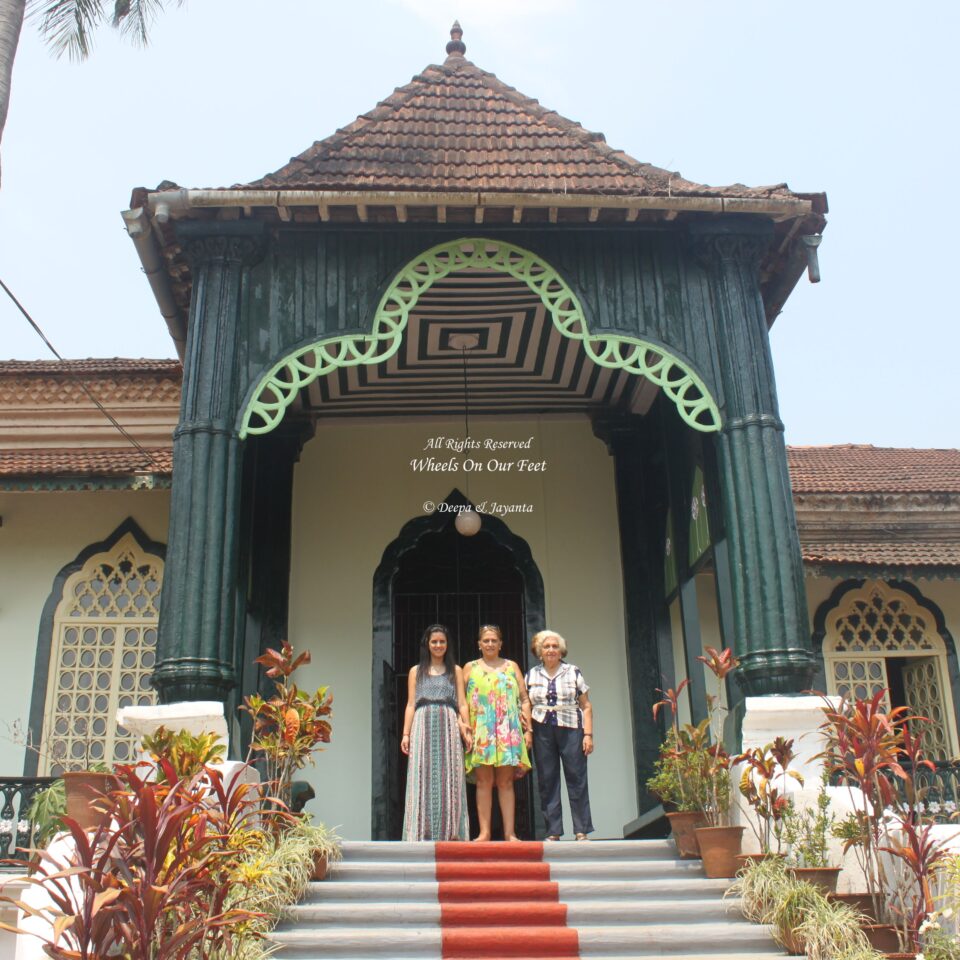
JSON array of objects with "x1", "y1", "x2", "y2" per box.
[{"x1": 389, "y1": 523, "x2": 534, "y2": 840}]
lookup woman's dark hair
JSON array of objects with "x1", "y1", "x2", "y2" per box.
[{"x1": 417, "y1": 624, "x2": 455, "y2": 679}]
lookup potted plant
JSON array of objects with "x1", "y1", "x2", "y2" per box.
[
  {"x1": 649, "y1": 680, "x2": 709, "y2": 858},
  {"x1": 690, "y1": 647, "x2": 744, "y2": 878},
  {"x1": 736, "y1": 735, "x2": 803, "y2": 859},
  {"x1": 780, "y1": 769, "x2": 842, "y2": 894},
  {"x1": 819, "y1": 690, "x2": 951, "y2": 955},
  {"x1": 242, "y1": 640, "x2": 333, "y2": 811}
]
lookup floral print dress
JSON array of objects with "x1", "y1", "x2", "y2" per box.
[{"x1": 464, "y1": 662, "x2": 531, "y2": 779}]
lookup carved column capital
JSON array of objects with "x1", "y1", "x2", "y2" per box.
[
  {"x1": 688, "y1": 221, "x2": 773, "y2": 271},
  {"x1": 181, "y1": 233, "x2": 267, "y2": 268}
]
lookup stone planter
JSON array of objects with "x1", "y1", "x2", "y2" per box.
[
  {"x1": 666, "y1": 811, "x2": 705, "y2": 859},
  {"x1": 693, "y1": 825, "x2": 744, "y2": 878},
  {"x1": 62, "y1": 771, "x2": 119, "y2": 833},
  {"x1": 787, "y1": 865, "x2": 841, "y2": 894}
]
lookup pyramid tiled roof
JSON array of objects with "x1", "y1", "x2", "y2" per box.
[
  {"x1": 242, "y1": 40, "x2": 807, "y2": 202},
  {"x1": 787, "y1": 445, "x2": 960, "y2": 494}
]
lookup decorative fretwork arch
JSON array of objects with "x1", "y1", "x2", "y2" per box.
[
  {"x1": 239, "y1": 238, "x2": 722, "y2": 438},
  {"x1": 36, "y1": 530, "x2": 162, "y2": 775},
  {"x1": 821, "y1": 580, "x2": 958, "y2": 760}
]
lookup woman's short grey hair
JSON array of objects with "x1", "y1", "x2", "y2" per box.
[{"x1": 531, "y1": 629, "x2": 568, "y2": 659}]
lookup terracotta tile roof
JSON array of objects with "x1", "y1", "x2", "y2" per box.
[
  {"x1": 242, "y1": 53, "x2": 808, "y2": 202},
  {"x1": 0, "y1": 447, "x2": 171, "y2": 477},
  {"x1": 801, "y1": 542, "x2": 960, "y2": 569},
  {"x1": 788, "y1": 445, "x2": 960, "y2": 494},
  {"x1": 0, "y1": 359, "x2": 181, "y2": 376}
]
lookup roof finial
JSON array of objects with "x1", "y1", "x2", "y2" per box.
[{"x1": 445, "y1": 21, "x2": 466, "y2": 59}]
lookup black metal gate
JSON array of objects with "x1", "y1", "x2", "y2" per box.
[{"x1": 388, "y1": 525, "x2": 534, "y2": 839}]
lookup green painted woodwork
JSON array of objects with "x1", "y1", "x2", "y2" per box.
[
  {"x1": 688, "y1": 466, "x2": 711, "y2": 566},
  {"x1": 593, "y1": 414, "x2": 674, "y2": 812},
  {"x1": 663, "y1": 509, "x2": 678, "y2": 598},
  {"x1": 239, "y1": 237, "x2": 721, "y2": 438},
  {"x1": 152, "y1": 226, "x2": 267, "y2": 706},
  {"x1": 691, "y1": 221, "x2": 815, "y2": 696}
]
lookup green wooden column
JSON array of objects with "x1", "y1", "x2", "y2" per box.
[
  {"x1": 691, "y1": 221, "x2": 815, "y2": 696},
  {"x1": 153, "y1": 225, "x2": 266, "y2": 704}
]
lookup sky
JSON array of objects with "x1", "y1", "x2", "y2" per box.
[{"x1": 1, "y1": 0, "x2": 957, "y2": 448}]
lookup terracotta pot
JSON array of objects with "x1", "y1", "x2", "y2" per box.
[
  {"x1": 828, "y1": 892, "x2": 879, "y2": 922},
  {"x1": 861, "y1": 925, "x2": 904, "y2": 954},
  {"x1": 311, "y1": 850, "x2": 328, "y2": 881},
  {"x1": 787, "y1": 865, "x2": 841, "y2": 894},
  {"x1": 778, "y1": 927, "x2": 805, "y2": 956},
  {"x1": 666, "y1": 811, "x2": 706, "y2": 859},
  {"x1": 693, "y1": 825, "x2": 744, "y2": 878},
  {"x1": 62, "y1": 771, "x2": 119, "y2": 833}
]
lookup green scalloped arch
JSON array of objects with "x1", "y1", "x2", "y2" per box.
[{"x1": 239, "y1": 238, "x2": 722, "y2": 438}]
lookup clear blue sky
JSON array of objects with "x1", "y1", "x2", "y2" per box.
[{"x1": 1, "y1": 0, "x2": 957, "y2": 447}]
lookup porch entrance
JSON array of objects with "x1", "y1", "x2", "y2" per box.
[{"x1": 385, "y1": 521, "x2": 535, "y2": 839}]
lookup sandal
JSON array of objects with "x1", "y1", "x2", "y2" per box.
[
  {"x1": 545, "y1": 835, "x2": 560, "y2": 842},
  {"x1": 575, "y1": 833, "x2": 589, "y2": 841}
]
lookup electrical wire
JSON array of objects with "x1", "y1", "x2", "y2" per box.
[{"x1": 1, "y1": 277, "x2": 164, "y2": 472}]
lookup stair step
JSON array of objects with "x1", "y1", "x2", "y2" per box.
[
  {"x1": 330, "y1": 859, "x2": 703, "y2": 882},
  {"x1": 300, "y1": 876, "x2": 732, "y2": 903},
  {"x1": 339, "y1": 840, "x2": 677, "y2": 862},
  {"x1": 283, "y1": 897, "x2": 737, "y2": 927},
  {"x1": 270, "y1": 922, "x2": 777, "y2": 957}
]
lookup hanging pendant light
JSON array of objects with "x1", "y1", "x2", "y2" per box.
[{"x1": 449, "y1": 333, "x2": 481, "y2": 537}]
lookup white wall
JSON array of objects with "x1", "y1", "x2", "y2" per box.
[
  {"x1": 287, "y1": 415, "x2": 637, "y2": 839},
  {"x1": 0, "y1": 490, "x2": 169, "y2": 774}
]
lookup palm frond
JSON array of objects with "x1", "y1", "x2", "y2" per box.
[{"x1": 28, "y1": 0, "x2": 106, "y2": 61}]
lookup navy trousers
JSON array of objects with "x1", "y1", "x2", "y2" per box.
[{"x1": 533, "y1": 720, "x2": 594, "y2": 837}]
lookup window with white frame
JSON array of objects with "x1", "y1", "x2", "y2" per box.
[
  {"x1": 823, "y1": 580, "x2": 958, "y2": 761},
  {"x1": 38, "y1": 532, "x2": 161, "y2": 775}
]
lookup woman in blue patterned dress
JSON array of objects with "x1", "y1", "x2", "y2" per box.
[{"x1": 401, "y1": 624, "x2": 471, "y2": 841}]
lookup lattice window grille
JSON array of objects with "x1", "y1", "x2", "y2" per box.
[
  {"x1": 40, "y1": 533, "x2": 161, "y2": 775},
  {"x1": 831, "y1": 657, "x2": 888, "y2": 707},
  {"x1": 824, "y1": 580, "x2": 957, "y2": 760},
  {"x1": 903, "y1": 659, "x2": 953, "y2": 760}
]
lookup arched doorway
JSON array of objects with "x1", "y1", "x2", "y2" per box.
[{"x1": 372, "y1": 491, "x2": 545, "y2": 840}]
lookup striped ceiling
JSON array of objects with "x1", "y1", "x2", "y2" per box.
[{"x1": 303, "y1": 269, "x2": 659, "y2": 418}]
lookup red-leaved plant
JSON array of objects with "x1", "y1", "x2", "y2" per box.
[
  {"x1": 242, "y1": 640, "x2": 333, "y2": 808},
  {"x1": 0, "y1": 760, "x2": 274, "y2": 959},
  {"x1": 819, "y1": 688, "x2": 952, "y2": 952}
]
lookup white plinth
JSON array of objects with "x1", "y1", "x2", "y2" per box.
[{"x1": 115, "y1": 701, "x2": 229, "y2": 744}]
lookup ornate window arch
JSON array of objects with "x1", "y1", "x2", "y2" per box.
[
  {"x1": 820, "y1": 580, "x2": 958, "y2": 760},
  {"x1": 29, "y1": 523, "x2": 163, "y2": 775}
]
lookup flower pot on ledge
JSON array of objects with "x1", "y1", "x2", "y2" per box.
[
  {"x1": 693, "y1": 825, "x2": 744, "y2": 878},
  {"x1": 666, "y1": 811, "x2": 706, "y2": 859},
  {"x1": 311, "y1": 850, "x2": 328, "y2": 881},
  {"x1": 787, "y1": 865, "x2": 841, "y2": 894},
  {"x1": 62, "y1": 771, "x2": 119, "y2": 833}
]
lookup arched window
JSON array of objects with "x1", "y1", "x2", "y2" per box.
[
  {"x1": 36, "y1": 529, "x2": 162, "y2": 775},
  {"x1": 822, "y1": 580, "x2": 958, "y2": 760}
]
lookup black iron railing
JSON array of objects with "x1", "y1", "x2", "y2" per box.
[
  {"x1": 903, "y1": 760, "x2": 960, "y2": 823},
  {"x1": 830, "y1": 761, "x2": 960, "y2": 824},
  {"x1": 0, "y1": 777, "x2": 55, "y2": 863}
]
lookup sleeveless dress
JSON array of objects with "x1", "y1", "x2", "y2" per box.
[
  {"x1": 402, "y1": 670, "x2": 469, "y2": 841},
  {"x1": 464, "y1": 662, "x2": 531, "y2": 779}
]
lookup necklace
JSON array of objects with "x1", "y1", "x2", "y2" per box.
[{"x1": 428, "y1": 664, "x2": 446, "y2": 676}]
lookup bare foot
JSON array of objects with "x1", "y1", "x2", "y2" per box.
[
  {"x1": 506, "y1": 834, "x2": 521, "y2": 842},
  {"x1": 472, "y1": 834, "x2": 491, "y2": 842}
]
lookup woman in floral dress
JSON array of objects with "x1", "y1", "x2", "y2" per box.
[{"x1": 463, "y1": 624, "x2": 532, "y2": 841}]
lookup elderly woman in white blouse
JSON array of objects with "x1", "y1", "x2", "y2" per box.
[{"x1": 525, "y1": 629, "x2": 594, "y2": 840}]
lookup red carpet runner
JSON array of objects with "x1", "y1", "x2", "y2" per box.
[{"x1": 435, "y1": 841, "x2": 579, "y2": 959}]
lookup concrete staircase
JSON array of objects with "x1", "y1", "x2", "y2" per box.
[{"x1": 270, "y1": 839, "x2": 783, "y2": 959}]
